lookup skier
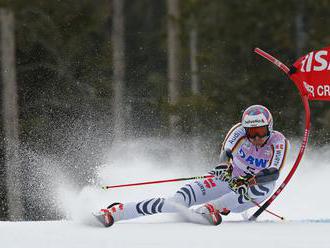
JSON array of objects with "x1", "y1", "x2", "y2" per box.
[{"x1": 95, "y1": 105, "x2": 289, "y2": 227}]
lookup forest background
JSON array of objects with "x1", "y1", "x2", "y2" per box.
[{"x1": 0, "y1": 0, "x2": 329, "y2": 221}]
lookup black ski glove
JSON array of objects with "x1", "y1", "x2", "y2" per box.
[
  {"x1": 228, "y1": 175, "x2": 255, "y2": 197},
  {"x1": 208, "y1": 163, "x2": 233, "y2": 181}
]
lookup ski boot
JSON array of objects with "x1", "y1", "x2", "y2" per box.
[
  {"x1": 94, "y1": 202, "x2": 123, "y2": 227},
  {"x1": 196, "y1": 203, "x2": 222, "y2": 226}
]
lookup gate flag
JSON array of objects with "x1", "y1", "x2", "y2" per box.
[{"x1": 290, "y1": 46, "x2": 330, "y2": 101}]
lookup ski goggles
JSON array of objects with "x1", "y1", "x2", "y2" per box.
[{"x1": 245, "y1": 126, "x2": 269, "y2": 139}]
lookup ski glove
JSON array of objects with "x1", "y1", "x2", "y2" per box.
[
  {"x1": 228, "y1": 175, "x2": 254, "y2": 198},
  {"x1": 208, "y1": 163, "x2": 232, "y2": 181}
]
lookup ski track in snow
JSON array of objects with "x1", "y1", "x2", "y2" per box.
[{"x1": 1, "y1": 139, "x2": 330, "y2": 248}]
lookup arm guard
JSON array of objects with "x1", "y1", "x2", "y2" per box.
[{"x1": 254, "y1": 167, "x2": 279, "y2": 184}]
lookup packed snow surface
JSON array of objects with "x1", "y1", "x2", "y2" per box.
[
  {"x1": 1, "y1": 220, "x2": 330, "y2": 248},
  {"x1": 1, "y1": 139, "x2": 330, "y2": 248}
]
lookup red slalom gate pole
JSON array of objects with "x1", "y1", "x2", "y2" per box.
[{"x1": 249, "y1": 48, "x2": 311, "y2": 221}]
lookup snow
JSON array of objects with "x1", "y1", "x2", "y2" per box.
[
  {"x1": 1, "y1": 220, "x2": 330, "y2": 248},
  {"x1": 1, "y1": 139, "x2": 330, "y2": 248}
]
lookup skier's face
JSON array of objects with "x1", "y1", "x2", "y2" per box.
[{"x1": 249, "y1": 136, "x2": 268, "y2": 147}]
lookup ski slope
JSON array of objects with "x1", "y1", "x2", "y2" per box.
[
  {"x1": 1, "y1": 139, "x2": 330, "y2": 248},
  {"x1": 1, "y1": 219, "x2": 330, "y2": 248}
]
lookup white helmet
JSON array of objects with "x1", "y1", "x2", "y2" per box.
[{"x1": 241, "y1": 105, "x2": 273, "y2": 131}]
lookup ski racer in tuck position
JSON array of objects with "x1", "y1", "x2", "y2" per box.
[{"x1": 95, "y1": 105, "x2": 289, "y2": 227}]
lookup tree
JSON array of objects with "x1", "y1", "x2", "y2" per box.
[
  {"x1": 167, "y1": 0, "x2": 181, "y2": 135},
  {"x1": 187, "y1": 2, "x2": 201, "y2": 151},
  {"x1": 187, "y1": 2, "x2": 200, "y2": 95},
  {"x1": 0, "y1": 8, "x2": 23, "y2": 220},
  {"x1": 295, "y1": 0, "x2": 307, "y2": 133},
  {"x1": 111, "y1": 0, "x2": 126, "y2": 141}
]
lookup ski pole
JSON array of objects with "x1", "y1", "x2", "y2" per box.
[
  {"x1": 102, "y1": 174, "x2": 284, "y2": 220},
  {"x1": 227, "y1": 178, "x2": 285, "y2": 220},
  {"x1": 251, "y1": 200, "x2": 284, "y2": 220},
  {"x1": 102, "y1": 175, "x2": 214, "y2": 189}
]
